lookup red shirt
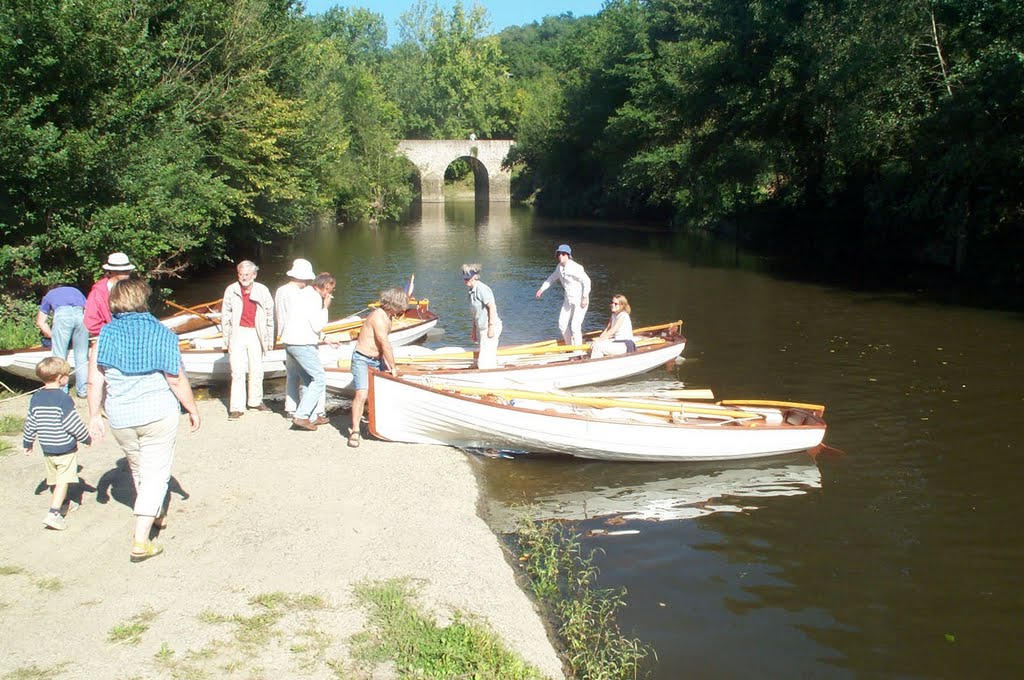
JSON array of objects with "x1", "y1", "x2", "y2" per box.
[
  {"x1": 239, "y1": 287, "x2": 257, "y2": 328},
  {"x1": 84, "y1": 278, "x2": 112, "y2": 335}
]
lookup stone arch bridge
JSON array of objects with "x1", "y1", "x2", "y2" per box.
[{"x1": 397, "y1": 139, "x2": 514, "y2": 203}]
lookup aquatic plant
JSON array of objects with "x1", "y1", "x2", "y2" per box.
[{"x1": 515, "y1": 516, "x2": 651, "y2": 679}]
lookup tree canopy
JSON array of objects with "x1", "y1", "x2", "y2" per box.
[{"x1": 1, "y1": 0, "x2": 1021, "y2": 311}]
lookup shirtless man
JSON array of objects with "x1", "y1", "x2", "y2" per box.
[{"x1": 347, "y1": 287, "x2": 408, "y2": 448}]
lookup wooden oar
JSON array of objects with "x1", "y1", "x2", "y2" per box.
[
  {"x1": 166, "y1": 297, "x2": 221, "y2": 317},
  {"x1": 584, "y1": 320, "x2": 683, "y2": 338},
  {"x1": 560, "y1": 388, "x2": 716, "y2": 401},
  {"x1": 719, "y1": 399, "x2": 826, "y2": 414},
  {"x1": 165, "y1": 299, "x2": 222, "y2": 320},
  {"x1": 434, "y1": 384, "x2": 764, "y2": 420},
  {"x1": 398, "y1": 343, "x2": 590, "y2": 363}
]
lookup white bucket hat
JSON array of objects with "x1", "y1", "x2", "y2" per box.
[
  {"x1": 101, "y1": 252, "x2": 136, "y2": 272},
  {"x1": 286, "y1": 258, "x2": 316, "y2": 280}
]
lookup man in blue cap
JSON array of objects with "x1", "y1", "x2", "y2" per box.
[{"x1": 535, "y1": 243, "x2": 592, "y2": 345}]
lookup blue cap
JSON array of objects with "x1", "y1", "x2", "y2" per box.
[{"x1": 556, "y1": 244, "x2": 572, "y2": 256}]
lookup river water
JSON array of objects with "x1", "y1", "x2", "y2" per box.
[{"x1": 175, "y1": 202, "x2": 1024, "y2": 678}]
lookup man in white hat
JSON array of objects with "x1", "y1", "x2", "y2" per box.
[
  {"x1": 274, "y1": 259, "x2": 328, "y2": 430},
  {"x1": 535, "y1": 243, "x2": 591, "y2": 345},
  {"x1": 84, "y1": 252, "x2": 136, "y2": 335}
]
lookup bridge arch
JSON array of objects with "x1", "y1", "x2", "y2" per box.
[{"x1": 397, "y1": 139, "x2": 514, "y2": 203}]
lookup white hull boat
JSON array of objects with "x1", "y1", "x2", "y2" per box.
[
  {"x1": 0, "y1": 300, "x2": 224, "y2": 383},
  {"x1": 325, "y1": 321, "x2": 686, "y2": 394},
  {"x1": 0, "y1": 304, "x2": 437, "y2": 386},
  {"x1": 179, "y1": 307, "x2": 438, "y2": 386},
  {"x1": 367, "y1": 371, "x2": 828, "y2": 462}
]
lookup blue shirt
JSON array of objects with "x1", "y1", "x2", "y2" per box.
[
  {"x1": 39, "y1": 286, "x2": 87, "y2": 314},
  {"x1": 101, "y1": 368, "x2": 179, "y2": 429}
]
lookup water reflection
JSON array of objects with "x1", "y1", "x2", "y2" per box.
[{"x1": 476, "y1": 453, "x2": 821, "y2": 532}]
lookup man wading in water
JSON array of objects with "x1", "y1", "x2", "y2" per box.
[{"x1": 347, "y1": 287, "x2": 407, "y2": 448}]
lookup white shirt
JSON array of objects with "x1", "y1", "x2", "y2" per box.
[
  {"x1": 277, "y1": 286, "x2": 326, "y2": 345},
  {"x1": 610, "y1": 311, "x2": 633, "y2": 340},
  {"x1": 539, "y1": 259, "x2": 591, "y2": 303}
]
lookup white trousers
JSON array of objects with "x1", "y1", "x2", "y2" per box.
[
  {"x1": 111, "y1": 411, "x2": 179, "y2": 517},
  {"x1": 558, "y1": 299, "x2": 587, "y2": 346},
  {"x1": 228, "y1": 326, "x2": 265, "y2": 412},
  {"x1": 477, "y1": 318, "x2": 503, "y2": 369},
  {"x1": 590, "y1": 339, "x2": 629, "y2": 359}
]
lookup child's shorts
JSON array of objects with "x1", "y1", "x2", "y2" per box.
[{"x1": 44, "y1": 451, "x2": 79, "y2": 485}]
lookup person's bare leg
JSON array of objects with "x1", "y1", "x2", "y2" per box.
[
  {"x1": 50, "y1": 482, "x2": 68, "y2": 512},
  {"x1": 350, "y1": 389, "x2": 367, "y2": 433},
  {"x1": 134, "y1": 515, "x2": 156, "y2": 544}
]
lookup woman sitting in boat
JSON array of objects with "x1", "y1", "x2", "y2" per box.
[{"x1": 589, "y1": 294, "x2": 635, "y2": 359}]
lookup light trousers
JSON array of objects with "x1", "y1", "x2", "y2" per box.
[
  {"x1": 284, "y1": 344, "x2": 326, "y2": 420},
  {"x1": 50, "y1": 306, "x2": 89, "y2": 397},
  {"x1": 228, "y1": 326, "x2": 265, "y2": 412},
  {"x1": 590, "y1": 338, "x2": 629, "y2": 359},
  {"x1": 284, "y1": 368, "x2": 326, "y2": 415},
  {"x1": 477, "y1": 318, "x2": 503, "y2": 369},
  {"x1": 558, "y1": 299, "x2": 587, "y2": 346},
  {"x1": 110, "y1": 410, "x2": 179, "y2": 517}
]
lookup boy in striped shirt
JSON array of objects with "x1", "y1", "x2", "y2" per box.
[{"x1": 22, "y1": 357, "x2": 91, "y2": 530}]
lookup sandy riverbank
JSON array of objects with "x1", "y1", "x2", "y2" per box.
[{"x1": 0, "y1": 390, "x2": 564, "y2": 678}]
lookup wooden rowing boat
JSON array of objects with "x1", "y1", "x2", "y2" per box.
[
  {"x1": 367, "y1": 371, "x2": 827, "y2": 462},
  {"x1": 0, "y1": 298, "x2": 223, "y2": 382},
  {"x1": 178, "y1": 302, "x2": 438, "y2": 385},
  {"x1": 324, "y1": 321, "x2": 686, "y2": 394}
]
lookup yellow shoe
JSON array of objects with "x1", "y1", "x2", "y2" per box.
[{"x1": 130, "y1": 541, "x2": 164, "y2": 563}]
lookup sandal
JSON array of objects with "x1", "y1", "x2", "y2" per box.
[
  {"x1": 130, "y1": 541, "x2": 164, "y2": 563},
  {"x1": 347, "y1": 428, "x2": 361, "y2": 448}
]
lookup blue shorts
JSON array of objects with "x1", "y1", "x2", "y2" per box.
[{"x1": 351, "y1": 350, "x2": 385, "y2": 391}]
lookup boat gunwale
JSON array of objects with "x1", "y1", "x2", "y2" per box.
[{"x1": 330, "y1": 331, "x2": 686, "y2": 378}]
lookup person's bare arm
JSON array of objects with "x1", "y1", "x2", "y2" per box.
[
  {"x1": 86, "y1": 341, "x2": 106, "y2": 441},
  {"x1": 371, "y1": 313, "x2": 398, "y2": 376},
  {"x1": 485, "y1": 301, "x2": 497, "y2": 338},
  {"x1": 35, "y1": 311, "x2": 52, "y2": 338},
  {"x1": 164, "y1": 362, "x2": 201, "y2": 431}
]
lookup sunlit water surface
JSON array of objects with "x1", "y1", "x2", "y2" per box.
[{"x1": 173, "y1": 202, "x2": 1024, "y2": 678}]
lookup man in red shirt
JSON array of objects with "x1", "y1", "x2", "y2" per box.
[
  {"x1": 84, "y1": 252, "x2": 136, "y2": 336},
  {"x1": 221, "y1": 260, "x2": 275, "y2": 419}
]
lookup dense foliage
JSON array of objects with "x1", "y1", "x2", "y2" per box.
[
  {"x1": 1, "y1": 0, "x2": 1021, "y2": 308},
  {"x1": 505, "y1": 0, "x2": 1024, "y2": 292}
]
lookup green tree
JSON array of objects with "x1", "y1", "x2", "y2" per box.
[{"x1": 384, "y1": 0, "x2": 517, "y2": 139}]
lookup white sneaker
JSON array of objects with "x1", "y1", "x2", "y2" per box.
[{"x1": 43, "y1": 512, "x2": 67, "y2": 531}]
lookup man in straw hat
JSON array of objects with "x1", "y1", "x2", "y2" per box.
[
  {"x1": 84, "y1": 252, "x2": 136, "y2": 335},
  {"x1": 274, "y1": 259, "x2": 329, "y2": 431}
]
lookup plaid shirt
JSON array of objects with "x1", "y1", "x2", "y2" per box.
[{"x1": 96, "y1": 312, "x2": 182, "y2": 428}]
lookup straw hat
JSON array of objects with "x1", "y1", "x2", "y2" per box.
[
  {"x1": 101, "y1": 252, "x2": 136, "y2": 272},
  {"x1": 286, "y1": 258, "x2": 316, "y2": 280}
]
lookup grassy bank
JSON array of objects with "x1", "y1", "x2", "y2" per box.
[
  {"x1": 515, "y1": 517, "x2": 651, "y2": 679},
  {"x1": 0, "y1": 579, "x2": 547, "y2": 679},
  {"x1": 353, "y1": 578, "x2": 546, "y2": 678}
]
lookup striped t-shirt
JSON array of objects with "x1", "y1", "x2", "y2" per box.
[{"x1": 22, "y1": 388, "x2": 91, "y2": 455}]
